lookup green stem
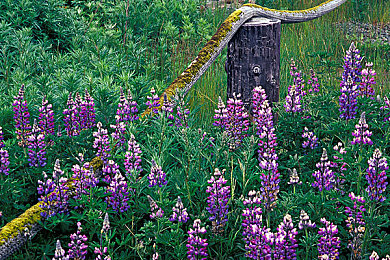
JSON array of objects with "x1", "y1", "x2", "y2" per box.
[{"x1": 305, "y1": 228, "x2": 309, "y2": 260}]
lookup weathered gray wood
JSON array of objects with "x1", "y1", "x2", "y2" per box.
[{"x1": 226, "y1": 17, "x2": 280, "y2": 109}]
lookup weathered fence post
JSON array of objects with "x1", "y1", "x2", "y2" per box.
[{"x1": 226, "y1": 17, "x2": 281, "y2": 109}]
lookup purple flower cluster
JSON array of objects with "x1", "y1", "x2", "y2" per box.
[
  {"x1": 54, "y1": 240, "x2": 69, "y2": 260},
  {"x1": 0, "y1": 126, "x2": 4, "y2": 148},
  {"x1": 68, "y1": 222, "x2": 88, "y2": 260},
  {"x1": 331, "y1": 142, "x2": 347, "y2": 195},
  {"x1": 169, "y1": 196, "x2": 189, "y2": 223},
  {"x1": 287, "y1": 169, "x2": 302, "y2": 190},
  {"x1": 290, "y1": 58, "x2": 306, "y2": 97},
  {"x1": 63, "y1": 93, "x2": 80, "y2": 136},
  {"x1": 93, "y1": 122, "x2": 111, "y2": 163},
  {"x1": 366, "y1": 148, "x2": 388, "y2": 202},
  {"x1": 146, "y1": 87, "x2": 160, "y2": 115},
  {"x1": 95, "y1": 213, "x2": 111, "y2": 260},
  {"x1": 274, "y1": 214, "x2": 298, "y2": 259},
  {"x1": 27, "y1": 120, "x2": 46, "y2": 167},
  {"x1": 307, "y1": 68, "x2": 320, "y2": 93},
  {"x1": 147, "y1": 195, "x2": 164, "y2": 219},
  {"x1": 213, "y1": 94, "x2": 249, "y2": 150},
  {"x1": 252, "y1": 87, "x2": 279, "y2": 211},
  {"x1": 351, "y1": 112, "x2": 373, "y2": 146},
  {"x1": 124, "y1": 134, "x2": 142, "y2": 181},
  {"x1": 71, "y1": 158, "x2": 99, "y2": 201},
  {"x1": 285, "y1": 59, "x2": 304, "y2": 113},
  {"x1": 246, "y1": 225, "x2": 274, "y2": 259},
  {"x1": 345, "y1": 192, "x2": 366, "y2": 258},
  {"x1": 298, "y1": 210, "x2": 316, "y2": 230},
  {"x1": 206, "y1": 168, "x2": 230, "y2": 234},
  {"x1": 13, "y1": 85, "x2": 31, "y2": 147},
  {"x1": 360, "y1": 62, "x2": 376, "y2": 98},
  {"x1": 105, "y1": 162, "x2": 130, "y2": 213},
  {"x1": 369, "y1": 251, "x2": 390, "y2": 260},
  {"x1": 242, "y1": 191, "x2": 264, "y2": 258},
  {"x1": 38, "y1": 96, "x2": 55, "y2": 136},
  {"x1": 302, "y1": 127, "x2": 318, "y2": 149},
  {"x1": 175, "y1": 97, "x2": 190, "y2": 128},
  {"x1": 339, "y1": 42, "x2": 362, "y2": 120},
  {"x1": 318, "y1": 218, "x2": 340, "y2": 259},
  {"x1": 380, "y1": 96, "x2": 390, "y2": 122},
  {"x1": 161, "y1": 94, "x2": 175, "y2": 125},
  {"x1": 148, "y1": 160, "x2": 167, "y2": 188},
  {"x1": 312, "y1": 149, "x2": 335, "y2": 192},
  {"x1": 0, "y1": 149, "x2": 10, "y2": 176},
  {"x1": 187, "y1": 219, "x2": 208, "y2": 260},
  {"x1": 83, "y1": 89, "x2": 96, "y2": 129}
]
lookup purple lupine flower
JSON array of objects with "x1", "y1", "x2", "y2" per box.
[
  {"x1": 105, "y1": 167, "x2": 130, "y2": 213},
  {"x1": 95, "y1": 213, "x2": 111, "y2": 260},
  {"x1": 127, "y1": 90, "x2": 139, "y2": 122},
  {"x1": 246, "y1": 225, "x2": 274, "y2": 259},
  {"x1": 290, "y1": 58, "x2": 306, "y2": 97},
  {"x1": 298, "y1": 210, "x2": 316, "y2": 230},
  {"x1": 57, "y1": 125, "x2": 62, "y2": 137},
  {"x1": 68, "y1": 222, "x2": 88, "y2": 260},
  {"x1": 124, "y1": 134, "x2": 142, "y2": 181},
  {"x1": 380, "y1": 95, "x2": 390, "y2": 122},
  {"x1": 302, "y1": 127, "x2": 318, "y2": 149},
  {"x1": 0, "y1": 126, "x2": 4, "y2": 148},
  {"x1": 285, "y1": 85, "x2": 302, "y2": 113},
  {"x1": 307, "y1": 68, "x2": 320, "y2": 93},
  {"x1": 110, "y1": 122, "x2": 127, "y2": 148},
  {"x1": 63, "y1": 93, "x2": 79, "y2": 136},
  {"x1": 37, "y1": 171, "x2": 59, "y2": 218},
  {"x1": 102, "y1": 159, "x2": 120, "y2": 184},
  {"x1": 366, "y1": 148, "x2": 388, "y2": 202},
  {"x1": 84, "y1": 89, "x2": 96, "y2": 129},
  {"x1": 339, "y1": 42, "x2": 362, "y2": 120},
  {"x1": 175, "y1": 97, "x2": 190, "y2": 128},
  {"x1": 93, "y1": 122, "x2": 111, "y2": 163},
  {"x1": 360, "y1": 62, "x2": 376, "y2": 98},
  {"x1": 39, "y1": 96, "x2": 55, "y2": 136},
  {"x1": 274, "y1": 214, "x2": 298, "y2": 259},
  {"x1": 71, "y1": 160, "x2": 99, "y2": 201},
  {"x1": 252, "y1": 87, "x2": 280, "y2": 212},
  {"x1": 287, "y1": 168, "x2": 302, "y2": 194},
  {"x1": 312, "y1": 148, "x2": 335, "y2": 192},
  {"x1": 225, "y1": 93, "x2": 249, "y2": 150},
  {"x1": 146, "y1": 87, "x2": 160, "y2": 115},
  {"x1": 187, "y1": 219, "x2": 208, "y2": 260},
  {"x1": 331, "y1": 142, "x2": 347, "y2": 195},
  {"x1": 111, "y1": 88, "x2": 129, "y2": 147},
  {"x1": 94, "y1": 246, "x2": 110, "y2": 260},
  {"x1": 169, "y1": 196, "x2": 189, "y2": 223},
  {"x1": 317, "y1": 218, "x2": 341, "y2": 259},
  {"x1": 148, "y1": 160, "x2": 167, "y2": 188},
  {"x1": 242, "y1": 190, "x2": 264, "y2": 258},
  {"x1": 351, "y1": 112, "x2": 373, "y2": 146},
  {"x1": 0, "y1": 149, "x2": 10, "y2": 175},
  {"x1": 147, "y1": 195, "x2": 164, "y2": 219},
  {"x1": 161, "y1": 94, "x2": 175, "y2": 125},
  {"x1": 53, "y1": 240, "x2": 69, "y2": 260},
  {"x1": 345, "y1": 192, "x2": 366, "y2": 258},
  {"x1": 370, "y1": 251, "x2": 379, "y2": 260},
  {"x1": 28, "y1": 120, "x2": 46, "y2": 167},
  {"x1": 213, "y1": 96, "x2": 228, "y2": 129},
  {"x1": 206, "y1": 168, "x2": 230, "y2": 234},
  {"x1": 52, "y1": 159, "x2": 69, "y2": 215},
  {"x1": 13, "y1": 84, "x2": 31, "y2": 147},
  {"x1": 102, "y1": 212, "x2": 110, "y2": 234}
]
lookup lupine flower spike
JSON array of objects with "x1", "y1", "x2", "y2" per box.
[
  {"x1": 0, "y1": 126, "x2": 4, "y2": 148},
  {"x1": 318, "y1": 218, "x2": 341, "y2": 259},
  {"x1": 38, "y1": 96, "x2": 55, "y2": 136},
  {"x1": 169, "y1": 196, "x2": 189, "y2": 223},
  {"x1": 187, "y1": 219, "x2": 208, "y2": 260},
  {"x1": 274, "y1": 214, "x2": 298, "y2": 259},
  {"x1": 287, "y1": 168, "x2": 302, "y2": 193},
  {"x1": 127, "y1": 90, "x2": 139, "y2": 122},
  {"x1": 366, "y1": 148, "x2": 388, "y2": 202},
  {"x1": 307, "y1": 68, "x2": 320, "y2": 93},
  {"x1": 380, "y1": 95, "x2": 390, "y2": 122},
  {"x1": 68, "y1": 222, "x2": 88, "y2": 260},
  {"x1": 0, "y1": 148, "x2": 10, "y2": 176},
  {"x1": 206, "y1": 168, "x2": 230, "y2": 234},
  {"x1": 360, "y1": 62, "x2": 376, "y2": 98},
  {"x1": 213, "y1": 96, "x2": 227, "y2": 129},
  {"x1": 312, "y1": 148, "x2": 335, "y2": 192},
  {"x1": 147, "y1": 195, "x2": 164, "y2": 219},
  {"x1": 95, "y1": 213, "x2": 111, "y2": 260},
  {"x1": 28, "y1": 120, "x2": 46, "y2": 167},
  {"x1": 339, "y1": 42, "x2": 362, "y2": 120},
  {"x1": 148, "y1": 160, "x2": 167, "y2": 188},
  {"x1": 351, "y1": 112, "x2": 373, "y2": 146},
  {"x1": 124, "y1": 134, "x2": 142, "y2": 182},
  {"x1": 13, "y1": 84, "x2": 31, "y2": 147},
  {"x1": 146, "y1": 87, "x2": 160, "y2": 115},
  {"x1": 53, "y1": 240, "x2": 69, "y2": 260},
  {"x1": 345, "y1": 192, "x2": 366, "y2": 259},
  {"x1": 84, "y1": 89, "x2": 96, "y2": 129},
  {"x1": 161, "y1": 93, "x2": 175, "y2": 125},
  {"x1": 93, "y1": 122, "x2": 111, "y2": 164},
  {"x1": 302, "y1": 127, "x2": 318, "y2": 149},
  {"x1": 298, "y1": 210, "x2": 316, "y2": 230},
  {"x1": 105, "y1": 163, "x2": 130, "y2": 213}
]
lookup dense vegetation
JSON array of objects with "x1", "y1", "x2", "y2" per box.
[{"x1": 0, "y1": 0, "x2": 389, "y2": 259}]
